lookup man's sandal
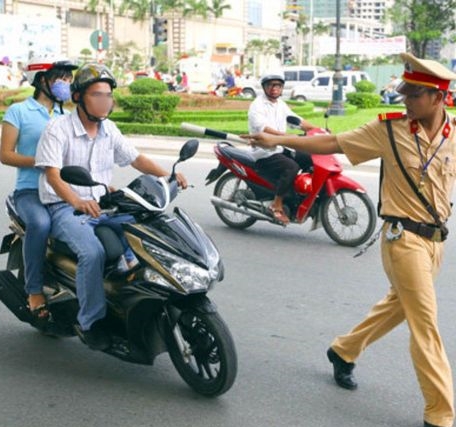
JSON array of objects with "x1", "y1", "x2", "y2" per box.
[{"x1": 268, "y1": 207, "x2": 290, "y2": 225}]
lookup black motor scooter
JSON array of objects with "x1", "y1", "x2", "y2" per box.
[{"x1": 0, "y1": 139, "x2": 237, "y2": 397}]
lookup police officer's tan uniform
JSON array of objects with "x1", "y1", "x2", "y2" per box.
[{"x1": 330, "y1": 54, "x2": 456, "y2": 427}]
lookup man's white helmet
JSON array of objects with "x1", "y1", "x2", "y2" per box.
[
  {"x1": 260, "y1": 70, "x2": 285, "y2": 86},
  {"x1": 24, "y1": 55, "x2": 78, "y2": 86}
]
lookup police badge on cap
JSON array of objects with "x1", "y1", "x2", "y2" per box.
[{"x1": 397, "y1": 52, "x2": 456, "y2": 94}]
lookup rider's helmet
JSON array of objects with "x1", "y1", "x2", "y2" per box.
[
  {"x1": 70, "y1": 63, "x2": 117, "y2": 122},
  {"x1": 260, "y1": 70, "x2": 285, "y2": 100},
  {"x1": 71, "y1": 62, "x2": 117, "y2": 95},
  {"x1": 260, "y1": 70, "x2": 285, "y2": 88},
  {"x1": 25, "y1": 55, "x2": 78, "y2": 87}
]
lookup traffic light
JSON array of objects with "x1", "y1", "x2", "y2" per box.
[
  {"x1": 153, "y1": 17, "x2": 168, "y2": 45},
  {"x1": 282, "y1": 43, "x2": 293, "y2": 64}
]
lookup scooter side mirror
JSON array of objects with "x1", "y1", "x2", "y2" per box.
[
  {"x1": 286, "y1": 116, "x2": 301, "y2": 126},
  {"x1": 286, "y1": 116, "x2": 301, "y2": 128},
  {"x1": 169, "y1": 139, "x2": 199, "y2": 182},
  {"x1": 60, "y1": 166, "x2": 101, "y2": 187},
  {"x1": 179, "y1": 139, "x2": 199, "y2": 162}
]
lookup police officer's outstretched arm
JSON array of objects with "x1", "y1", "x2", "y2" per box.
[{"x1": 243, "y1": 132, "x2": 342, "y2": 155}]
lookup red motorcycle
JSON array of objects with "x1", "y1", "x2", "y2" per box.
[{"x1": 201, "y1": 119, "x2": 377, "y2": 247}]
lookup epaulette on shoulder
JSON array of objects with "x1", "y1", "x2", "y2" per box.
[{"x1": 378, "y1": 112, "x2": 407, "y2": 122}]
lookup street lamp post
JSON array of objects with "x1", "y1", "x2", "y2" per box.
[{"x1": 328, "y1": 0, "x2": 345, "y2": 115}]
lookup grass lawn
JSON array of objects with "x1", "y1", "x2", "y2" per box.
[
  {"x1": 179, "y1": 104, "x2": 407, "y2": 135},
  {"x1": 309, "y1": 106, "x2": 406, "y2": 133}
]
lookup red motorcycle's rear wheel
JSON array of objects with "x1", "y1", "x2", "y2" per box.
[
  {"x1": 213, "y1": 173, "x2": 257, "y2": 229},
  {"x1": 320, "y1": 189, "x2": 376, "y2": 247}
]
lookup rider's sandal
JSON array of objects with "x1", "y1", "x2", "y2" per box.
[
  {"x1": 28, "y1": 299, "x2": 51, "y2": 331},
  {"x1": 268, "y1": 207, "x2": 290, "y2": 225},
  {"x1": 30, "y1": 303, "x2": 49, "y2": 319},
  {"x1": 28, "y1": 295, "x2": 50, "y2": 320}
]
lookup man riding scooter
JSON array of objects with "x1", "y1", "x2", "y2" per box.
[
  {"x1": 247, "y1": 70, "x2": 318, "y2": 224},
  {"x1": 35, "y1": 63, "x2": 187, "y2": 351}
]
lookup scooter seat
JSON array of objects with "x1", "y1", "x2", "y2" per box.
[
  {"x1": 49, "y1": 226, "x2": 124, "y2": 264},
  {"x1": 218, "y1": 145, "x2": 257, "y2": 169}
]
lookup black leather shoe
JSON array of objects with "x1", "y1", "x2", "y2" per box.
[
  {"x1": 82, "y1": 320, "x2": 111, "y2": 351},
  {"x1": 424, "y1": 421, "x2": 444, "y2": 427},
  {"x1": 327, "y1": 347, "x2": 358, "y2": 390}
]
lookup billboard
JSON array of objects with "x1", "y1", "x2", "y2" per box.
[
  {"x1": 317, "y1": 35, "x2": 407, "y2": 57},
  {"x1": 0, "y1": 14, "x2": 61, "y2": 62}
]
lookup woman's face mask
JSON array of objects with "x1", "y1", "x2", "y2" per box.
[{"x1": 50, "y1": 80, "x2": 71, "y2": 102}]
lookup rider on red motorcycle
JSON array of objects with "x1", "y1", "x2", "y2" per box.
[{"x1": 248, "y1": 70, "x2": 318, "y2": 224}]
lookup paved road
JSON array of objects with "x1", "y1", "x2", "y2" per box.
[{"x1": 0, "y1": 155, "x2": 455, "y2": 427}]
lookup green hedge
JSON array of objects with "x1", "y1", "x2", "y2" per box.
[
  {"x1": 128, "y1": 78, "x2": 168, "y2": 95},
  {"x1": 354, "y1": 80, "x2": 377, "y2": 93},
  {"x1": 116, "y1": 94, "x2": 180, "y2": 123},
  {"x1": 346, "y1": 92, "x2": 382, "y2": 108}
]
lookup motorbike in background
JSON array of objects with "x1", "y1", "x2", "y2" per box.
[
  {"x1": 204, "y1": 117, "x2": 377, "y2": 247},
  {"x1": 380, "y1": 88, "x2": 403, "y2": 104},
  {"x1": 0, "y1": 139, "x2": 237, "y2": 397}
]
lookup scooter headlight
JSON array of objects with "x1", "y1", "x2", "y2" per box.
[{"x1": 143, "y1": 242, "x2": 220, "y2": 292}]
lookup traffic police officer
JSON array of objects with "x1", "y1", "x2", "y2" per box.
[{"x1": 243, "y1": 52, "x2": 456, "y2": 427}]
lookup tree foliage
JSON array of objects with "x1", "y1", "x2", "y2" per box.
[{"x1": 387, "y1": 0, "x2": 456, "y2": 58}]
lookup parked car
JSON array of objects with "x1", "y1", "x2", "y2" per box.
[
  {"x1": 240, "y1": 65, "x2": 326, "y2": 99},
  {"x1": 290, "y1": 70, "x2": 371, "y2": 102}
]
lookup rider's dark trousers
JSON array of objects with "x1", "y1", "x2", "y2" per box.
[{"x1": 256, "y1": 150, "x2": 312, "y2": 197}]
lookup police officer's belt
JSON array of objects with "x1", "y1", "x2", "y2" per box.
[{"x1": 382, "y1": 216, "x2": 446, "y2": 242}]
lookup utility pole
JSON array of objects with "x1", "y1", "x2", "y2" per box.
[{"x1": 328, "y1": 0, "x2": 345, "y2": 115}]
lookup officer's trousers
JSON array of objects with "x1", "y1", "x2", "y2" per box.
[{"x1": 331, "y1": 229, "x2": 454, "y2": 427}]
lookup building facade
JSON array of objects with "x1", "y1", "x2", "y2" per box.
[{"x1": 0, "y1": 0, "x2": 286, "y2": 69}]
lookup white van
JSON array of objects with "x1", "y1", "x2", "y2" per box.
[
  {"x1": 240, "y1": 65, "x2": 326, "y2": 99},
  {"x1": 290, "y1": 70, "x2": 371, "y2": 102}
]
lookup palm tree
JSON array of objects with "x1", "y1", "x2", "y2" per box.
[
  {"x1": 182, "y1": 0, "x2": 207, "y2": 19},
  {"x1": 206, "y1": 0, "x2": 231, "y2": 55},
  {"x1": 244, "y1": 38, "x2": 282, "y2": 75},
  {"x1": 207, "y1": 0, "x2": 231, "y2": 19},
  {"x1": 263, "y1": 39, "x2": 281, "y2": 69},
  {"x1": 245, "y1": 39, "x2": 265, "y2": 77}
]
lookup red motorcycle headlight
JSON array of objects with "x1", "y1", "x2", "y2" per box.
[{"x1": 294, "y1": 173, "x2": 313, "y2": 194}]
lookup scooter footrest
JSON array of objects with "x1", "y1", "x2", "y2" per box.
[{"x1": 0, "y1": 270, "x2": 33, "y2": 323}]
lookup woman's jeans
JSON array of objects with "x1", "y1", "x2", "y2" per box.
[{"x1": 14, "y1": 189, "x2": 51, "y2": 295}]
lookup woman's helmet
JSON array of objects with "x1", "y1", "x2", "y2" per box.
[
  {"x1": 25, "y1": 56, "x2": 78, "y2": 86},
  {"x1": 71, "y1": 63, "x2": 117, "y2": 94},
  {"x1": 260, "y1": 70, "x2": 285, "y2": 87}
]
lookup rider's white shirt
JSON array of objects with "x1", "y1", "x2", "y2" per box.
[
  {"x1": 35, "y1": 109, "x2": 139, "y2": 204},
  {"x1": 247, "y1": 93, "x2": 298, "y2": 160}
]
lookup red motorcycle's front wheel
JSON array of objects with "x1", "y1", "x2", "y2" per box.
[
  {"x1": 213, "y1": 173, "x2": 257, "y2": 229},
  {"x1": 320, "y1": 189, "x2": 376, "y2": 247}
]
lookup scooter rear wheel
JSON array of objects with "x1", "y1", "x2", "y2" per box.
[
  {"x1": 165, "y1": 310, "x2": 237, "y2": 397},
  {"x1": 321, "y1": 189, "x2": 376, "y2": 247},
  {"x1": 213, "y1": 172, "x2": 257, "y2": 229}
]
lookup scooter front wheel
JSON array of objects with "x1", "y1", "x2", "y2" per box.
[
  {"x1": 213, "y1": 172, "x2": 257, "y2": 229},
  {"x1": 165, "y1": 310, "x2": 237, "y2": 397},
  {"x1": 321, "y1": 189, "x2": 376, "y2": 247}
]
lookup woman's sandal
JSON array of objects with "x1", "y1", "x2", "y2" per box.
[
  {"x1": 28, "y1": 295, "x2": 50, "y2": 320},
  {"x1": 268, "y1": 207, "x2": 290, "y2": 225}
]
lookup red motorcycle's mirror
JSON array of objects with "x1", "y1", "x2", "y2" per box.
[{"x1": 286, "y1": 115, "x2": 301, "y2": 128}]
